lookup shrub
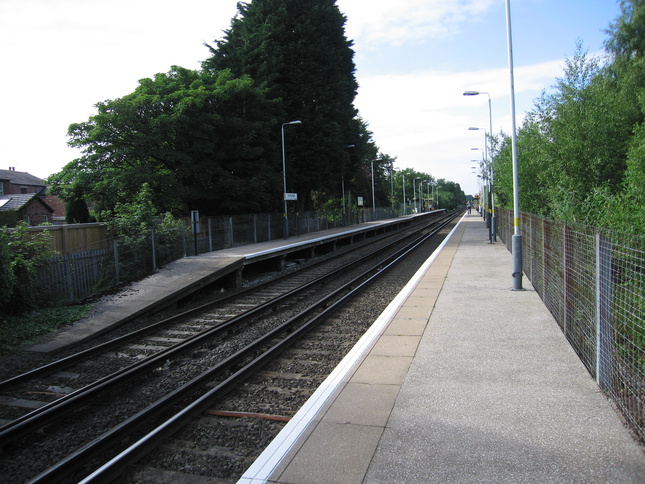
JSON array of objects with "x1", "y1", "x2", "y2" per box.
[{"x1": 0, "y1": 223, "x2": 56, "y2": 315}]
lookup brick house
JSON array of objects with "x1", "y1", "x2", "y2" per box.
[
  {"x1": 0, "y1": 167, "x2": 47, "y2": 196},
  {"x1": 0, "y1": 193, "x2": 54, "y2": 226},
  {"x1": 0, "y1": 168, "x2": 64, "y2": 226}
]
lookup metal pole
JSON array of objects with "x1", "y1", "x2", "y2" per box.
[
  {"x1": 487, "y1": 94, "x2": 497, "y2": 242},
  {"x1": 402, "y1": 174, "x2": 406, "y2": 215},
  {"x1": 390, "y1": 162, "x2": 395, "y2": 209},
  {"x1": 281, "y1": 120, "x2": 301, "y2": 239},
  {"x1": 371, "y1": 159, "x2": 375, "y2": 209},
  {"x1": 281, "y1": 124, "x2": 288, "y2": 239},
  {"x1": 413, "y1": 178, "x2": 416, "y2": 213},
  {"x1": 342, "y1": 176, "x2": 346, "y2": 225},
  {"x1": 506, "y1": 0, "x2": 523, "y2": 290}
]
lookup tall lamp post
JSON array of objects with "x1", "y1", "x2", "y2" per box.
[
  {"x1": 402, "y1": 173, "x2": 406, "y2": 215},
  {"x1": 371, "y1": 159, "x2": 376, "y2": 210},
  {"x1": 463, "y1": 90, "x2": 496, "y2": 241},
  {"x1": 470, "y1": 128, "x2": 493, "y2": 243},
  {"x1": 391, "y1": 163, "x2": 397, "y2": 209},
  {"x1": 505, "y1": 0, "x2": 522, "y2": 290},
  {"x1": 281, "y1": 120, "x2": 302, "y2": 238}
]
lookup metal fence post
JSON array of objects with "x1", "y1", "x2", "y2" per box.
[
  {"x1": 208, "y1": 218, "x2": 213, "y2": 252},
  {"x1": 253, "y1": 214, "x2": 258, "y2": 244},
  {"x1": 182, "y1": 221, "x2": 187, "y2": 257},
  {"x1": 228, "y1": 217, "x2": 234, "y2": 248},
  {"x1": 596, "y1": 233, "x2": 614, "y2": 391},
  {"x1": 151, "y1": 228, "x2": 157, "y2": 271},
  {"x1": 113, "y1": 239, "x2": 120, "y2": 285}
]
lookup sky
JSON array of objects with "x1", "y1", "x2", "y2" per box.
[{"x1": 0, "y1": 0, "x2": 623, "y2": 196}]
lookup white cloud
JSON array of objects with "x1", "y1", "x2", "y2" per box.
[
  {"x1": 338, "y1": 0, "x2": 496, "y2": 47},
  {"x1": 354, "y1": 58, "x2": 565, "y2": 194}
]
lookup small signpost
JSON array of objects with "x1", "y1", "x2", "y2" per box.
[{"x1": 191, "y1": 210, "x2": 199, "y2": 255}]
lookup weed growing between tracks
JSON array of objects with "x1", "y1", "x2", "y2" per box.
[{"x1": 0, "y1": 305, "x2": 91, "y2": 356}]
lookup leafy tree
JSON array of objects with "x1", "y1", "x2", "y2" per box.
[
  {"x1": 48, "y1": 68, "x2": 278, "y2": 217},
  {"x1": 606, "y1": 0, "x2": 645, "y2": 61},
  {"x1": 65, "y1": 189, "x2": 91, "y2": 224},
  {"x1": 205, "y1": 0, "x2": 361, "y2": 210},
  {"x1": 493, "y1": 39, "x2": 642, "y2": 225}
]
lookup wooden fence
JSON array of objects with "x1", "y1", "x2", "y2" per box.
[{"x1": 26, "y1": 223, "x2": 112, "y2": 254}]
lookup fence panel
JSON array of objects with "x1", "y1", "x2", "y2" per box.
[
  {"x1": 38, "y1": 249, "x2": 114, "y2": 303},
  {"x1": 496, "y1": 208, "x2": 645, "y2": 443}
]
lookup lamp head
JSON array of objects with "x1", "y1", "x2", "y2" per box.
[{"x1": 463, "y1": 91, "x2": 480, "y2": 96}]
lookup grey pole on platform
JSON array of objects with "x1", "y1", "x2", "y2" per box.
[
  {"x1": 281, "y1": 120, "x2": 302, "y2": 239},
  {"x1": 505, "y1": 0, "x2": 523, "y2": 290}
]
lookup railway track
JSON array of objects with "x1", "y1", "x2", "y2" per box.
[{"x1": 0, "y1": 211, "x2": 459, "y2": 483}]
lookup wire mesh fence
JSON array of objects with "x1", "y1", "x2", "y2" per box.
[{"x1": 497, "y1": 208, "x2": 645, "y2": 443}]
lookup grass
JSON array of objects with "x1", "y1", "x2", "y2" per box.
[{"x1": 0, "y1": 305, "x2": 92, "y2": 356}]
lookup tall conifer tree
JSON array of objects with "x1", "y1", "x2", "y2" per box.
[{"x1": 204, "y1": 0, "x2": 361, "y2": 209}]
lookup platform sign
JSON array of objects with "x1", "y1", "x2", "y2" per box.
[
  {"x1": 190, "y1": 210, "x2": 200, "y2": 234},
  {"x1": 284, "y1": 193, "x2": 298, "y2": 201},
  {"x1": 357, "y1": 196, "x2": 364, "y2": 207}
]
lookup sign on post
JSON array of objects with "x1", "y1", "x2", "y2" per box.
[
  {"x1": 284, "y1": 193, "x2": 298, "y2": 201},
  {"x1": 191, "y1": 210, "x2": 200, "y2": 234}
]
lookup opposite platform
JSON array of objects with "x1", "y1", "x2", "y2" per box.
[
  {"x1": 28, "y1": 215, "x2": 421, "y2": 354},
  {"x1": 240, "y1": 212, "x2": 645, "y2": 484}
]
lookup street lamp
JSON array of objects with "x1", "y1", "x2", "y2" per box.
[
  {"x1": 391, "y1": 163, "x2": 397, "y2": 210},
  {"x1": 402, "y1": 173, "x2": 406, "y2": 215},
  {"x1": 371, "y1": 159, "x2": 376, "y2": 210},
  {"x1": 281, "y1": 120, "x2": 302, "y2": 238},
  {"x1": 342, "y1": 145, "x2": 355, "y2": 225},
  {"x1": 463, "y1": 90, "x2": 496, "y2": 241},
  {"x1": 505, "y1": 0, "x2": 522, "y2": 290},
  {"x1": 470, "y1": 128, "x2": 493, "y2": 243},
  {"x1": 433, "y1": 181, "x2": 439, "y2": 209}
]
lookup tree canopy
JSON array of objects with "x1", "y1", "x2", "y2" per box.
[
  {"x1": 48, "y1": 0, "x2": 464, "y2": 220},
  {"x1": 49, "y1": 68, "x2": 279, "y2": 217},
  {"x1": 491, "y1": 0, "x2": 645, "y2": 232},
  {"x1": 204, "y1": 0, "x2": 364, "y2": 209}
]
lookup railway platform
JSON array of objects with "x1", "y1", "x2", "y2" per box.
[
  {"x1": 28, "y1": 214, "x2": 428, "y2": 353},
  {"x1": 239, "y1": 212, "x2": 645, "y2": 484}
]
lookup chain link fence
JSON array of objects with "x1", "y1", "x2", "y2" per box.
[{"x1": 497, "y1": 208, "x2": 645, "y2": 443}]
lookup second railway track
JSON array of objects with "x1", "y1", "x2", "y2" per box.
[{"x1": 0, "y1": 211, "x2": 460, "y2": 483}]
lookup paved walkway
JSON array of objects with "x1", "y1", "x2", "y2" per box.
[{"x1": 240, "y1": 212, "x2": 645, "y2": 484}]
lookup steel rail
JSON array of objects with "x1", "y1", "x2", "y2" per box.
[{"x1": 0, "y1": 212, "x2": 442, "y2": 392}]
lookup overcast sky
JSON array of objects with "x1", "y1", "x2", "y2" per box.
[{"x1": 0, "y1": 0, "x2": 622, "y2": 196}]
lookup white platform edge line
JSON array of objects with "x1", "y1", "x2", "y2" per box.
[{"x1": 237, "y1": 214, "x2": 465, "y2": 484}]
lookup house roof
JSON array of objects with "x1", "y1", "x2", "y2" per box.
[
  {"x1": 0, "y1": 193, "x2": 54, "y2": 213},
  {"x1": 0, "y1": 169, "x2": 46, "y2": 187}
]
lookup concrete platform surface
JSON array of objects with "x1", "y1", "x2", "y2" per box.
[{"x1": 240, "y1": 213, "x2": 645, "y2": 484}]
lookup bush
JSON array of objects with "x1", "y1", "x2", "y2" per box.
[
  {"x1": 0, "y1": 223, "x2": 56, "y2": 315},
  {"x1": 102, "y1": 183, "x2": 187, "y2": 280}
]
